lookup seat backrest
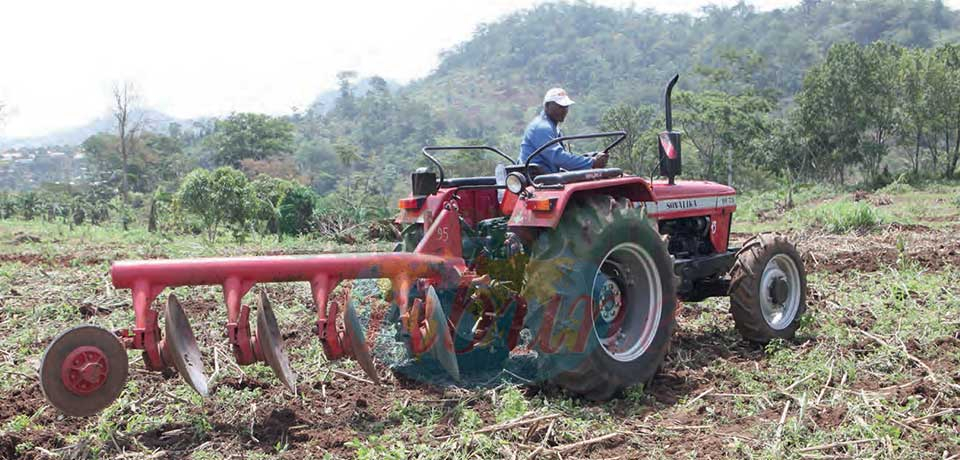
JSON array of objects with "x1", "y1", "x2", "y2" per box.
[
  {"x1": 533, "y1": 167, "x2": 623, "y2": 186},
  {"x1": 505, "y1": 163, "x2": 546, "y2": 179}
]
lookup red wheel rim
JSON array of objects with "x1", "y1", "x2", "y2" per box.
[{"x1": 60, "y1": 346, "x2": 109, "y2": 395}]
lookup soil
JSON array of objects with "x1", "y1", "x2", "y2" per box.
[
  {"x1": 2, "y1": 218, "x2": 959, "y2": 459},
  {"x1": 795, "y1": 224, "x2": 960, "y2": 273}
]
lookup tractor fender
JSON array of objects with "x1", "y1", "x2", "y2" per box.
[
  {"x1": 396, "y1": 188, "x2": 458, "y2": 226},
  {"x1": 506, "y1": 176, "x2": 655, "y2": 229}
]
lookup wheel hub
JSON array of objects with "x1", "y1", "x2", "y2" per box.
[
  {"x1": 759, "y1": 254, "x2": 802, "y2": 330},
  {"x1": 598, "y1": 278, "x2": 623, "y2": 323},
  {"x1": 61, "y1": 346, "x2": 109, "y2": 395},
  {"x1": 769, "y1": 277, "x2": 789, "y2": 305},
  {"x1": 591, "y1": 243, "x2": 662, "y2": 362}
]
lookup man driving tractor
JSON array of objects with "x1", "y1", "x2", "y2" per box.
[{"x1": 518, "y1": 87, "x2": 609, "y2": 173}]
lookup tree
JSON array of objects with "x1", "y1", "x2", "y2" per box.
[
  {"x1": 599, "y1": 104, "x2": 658, "y2": 175},
  {"x1": 898, "y1": 48, "x2": 930, "y2": 175},
  {"x1": 675, "y1": 90, "x2": 773, "y2": 185},
  {"x1": 207, "y1": 113, "x2": 295, "y2": 167},
  {"x1": 860, "y1": 42, "x2": 903, "y2": 182},
  {"x1": 796, "y1": 43, "x2": 874, "y2": 185},
  {"x1": 112, "y1": 82, "x2": 144, "y2": 205},
  {"x1": 932, "y1": 44, "x2": 960, "y2": 177},
  {"x1": 334, "y1": 71, "x2": 359, "y2": 119},
  {"x1": 176, "y1": 167, "x2": 256, "y2": 242}
]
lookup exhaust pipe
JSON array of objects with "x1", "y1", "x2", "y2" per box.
[
  {"x1": 665, "y1": 74, "x2": 678, "y2": 131},
  {"x1": 659, "y1": 74, "x2": 682, "y2": 185}
]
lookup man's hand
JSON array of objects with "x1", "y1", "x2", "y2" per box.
[{"x1": 592, "y1": 151, "x2": 609, "y2": 168}]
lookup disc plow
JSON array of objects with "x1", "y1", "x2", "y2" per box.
[{"x1": 41, "y1": 203, "x2": 477, "y2": 416}]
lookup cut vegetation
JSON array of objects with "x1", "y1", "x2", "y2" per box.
[{"x1": 0, "y1": 185, "x2": 957, "y2": 459}]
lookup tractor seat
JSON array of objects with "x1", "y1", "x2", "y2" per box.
[
  {"x1": 441, "y1": 176, "x2": 498, "y2": 187},
  {"x1": 533, "y1": 168, "x2": 623, "y2": 186}
]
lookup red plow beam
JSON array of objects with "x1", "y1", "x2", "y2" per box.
[{"x1": 112, "y1": 252, "x2": 465, "y2": 375}]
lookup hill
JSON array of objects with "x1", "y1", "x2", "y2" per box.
[
  {"x1": 400, "y1": 0, "x2": 959, "y2": 137},
  {"x1": 288, "y1": 0, "x2": 960, "y2": 199},
  {"x1": 0, "y1": 109, "x2": 186, "y2": 149}
]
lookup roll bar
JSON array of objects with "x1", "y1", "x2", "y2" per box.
[{"x1": 421, "y1": 146, "x2": 516, "y2": 194}]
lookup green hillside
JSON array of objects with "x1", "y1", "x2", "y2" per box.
[{"x1": 404, "y1": 0, "x2": 959, "y2": 137}]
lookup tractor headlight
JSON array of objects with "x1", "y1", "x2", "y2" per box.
[{"x1": 505, "y1": 172, "x2": 526, "y2": 195}]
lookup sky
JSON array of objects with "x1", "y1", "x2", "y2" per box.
[{"x1": 0, "y1": 0, "x2": 946, "y2": 139}]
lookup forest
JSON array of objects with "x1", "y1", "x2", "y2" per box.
[{"x1": 1, "y1": 0, "x2": 960, "y2": 239}]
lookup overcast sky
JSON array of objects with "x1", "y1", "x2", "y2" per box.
[{"x1": 0, "y1": 0, "x2": 952, "y2": 138}]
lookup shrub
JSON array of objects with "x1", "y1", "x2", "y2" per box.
[
  {"x1": 0, "y1": 193, "x2": 15, "y2": 219},
  {"x1": 278, "y1": 184, "x2": 317, "y2": 236},
  {"x1": 176, "y1": 167, "x2": 257, "y2": 242},
  {"x1": 805, "y1": 201, "x2": 882, "y2": 233},
  {"x1": 250, "y1": 177, "x2": 318, "y2": 236},
  {"x1": 878, "y1": 181, "x2": 915, "y2": 195}
]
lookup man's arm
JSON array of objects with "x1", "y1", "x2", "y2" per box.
[{"x1": 530, "y1": 128, "x2": 593, "y2": 172}]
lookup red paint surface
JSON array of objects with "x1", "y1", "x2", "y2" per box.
[{"x1": 61, "y1": 346, "x2": 109, "y2": 395}]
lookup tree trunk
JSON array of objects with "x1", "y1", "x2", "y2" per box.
[
  {"x1": 785, "y1": 169, "x2": 795, "y2": 209},
  {"x1": 950, "y1": 113, "x2": 960, "y2": 178},
  {"x1": 120, "y1": 128, "x2": 129, "y2": 203},
  {"x1": 929, "y1": 132, "x2": 939, "y2": 173},
  {"x1": 914, "y1": 128, "x2": 921, "y2": 175},
  {"x1": 726, "y1": 150, "x2": 733, "y2": 187},
  {"x1": 148, "y1": 198, "x2": 157, "y2": 233}
]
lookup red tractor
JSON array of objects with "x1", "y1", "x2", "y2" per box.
[{"x1": 40, "y1": 76, "x2": 807, "y2": 415}]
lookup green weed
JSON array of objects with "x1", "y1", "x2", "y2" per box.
[
  {"x1": 800, "y1": 200, "x2": 882, "y2": 233},
  {"x1": 878, "y1": 181, "x2": 915, "y2": 195},
  {"x1": 495, "y1": 386, "x2": 529, "y2": 422},
  {"x1": 347, "y1": 435, "x2": 408, "y2": 460},
  {"x1": 3, "y1": 414, "x2": 32, "y2": 432}
]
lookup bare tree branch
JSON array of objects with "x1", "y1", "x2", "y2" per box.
[{"x1": 112, "y1": 81, "x2": 142, "y2": 204}]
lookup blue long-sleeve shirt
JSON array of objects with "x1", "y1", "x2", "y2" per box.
[{"x1": 518, "y1": 112, "x2": 593, "y2": 174}]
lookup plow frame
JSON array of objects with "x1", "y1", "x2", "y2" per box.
[{"x1": 111, "y1": 199, "x2": 469, "y2": 374}]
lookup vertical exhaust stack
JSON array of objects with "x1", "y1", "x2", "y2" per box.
[{"x1": 659, "y1": 74, "x2": 682, "y2": 185}]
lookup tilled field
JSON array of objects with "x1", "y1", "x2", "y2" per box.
[{"x1": 0, "y1": 192, "x2": 958, "y2": 459}]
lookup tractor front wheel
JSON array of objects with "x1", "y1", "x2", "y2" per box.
[
  {"x1": 522, "y1": 195, "x2": 677, "y2": 400},
  {"x1": 728, "y1": 234, "x2": 807, "y2": 343}
]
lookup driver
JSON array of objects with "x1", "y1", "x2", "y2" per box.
[{"x1": 518, "y1": 88, "x2": 609, "y2": 174}]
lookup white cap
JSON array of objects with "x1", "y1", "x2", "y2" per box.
[{"x1": 543, "y1": 88, "x2": 575, "y2": 106}]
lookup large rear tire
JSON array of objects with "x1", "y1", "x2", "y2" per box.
[
  {"x1": 522, "y1": 195, "x2": 677, "y2": 400},
  {"x1": 728, "y1": 234, "x2": 807, "y2": 343}
]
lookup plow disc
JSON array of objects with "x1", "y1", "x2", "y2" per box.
[
  {"x1": 164, "y1": 294, "x2": 209, "y2": 396},
  {"x1": 40, "y1": 325, "x2": 128, "y2": 417},
  {"x1": 421, "y1": 286, "x2": 460, "y2": 381},
  {"x1": 343, "y1": 298, "x2": 380, "y2": 384},
  {"x1": 254, "y1": 291, "x2": 298, "y2": 393}
]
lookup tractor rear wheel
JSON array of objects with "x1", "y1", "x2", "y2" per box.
[
  {"x1": 522, "y1": 195, "x2": 677, "y2": 400},
  {"x1": 728, "y1": 234, "x2": 807, "y2": 343}
]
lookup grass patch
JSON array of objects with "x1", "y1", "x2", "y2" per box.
[
  {"x1": 877, "y1": 181, "x2": 916, "y2": 195},
  {"x1": 797, "y1": 200, "x2": 883, "y2": 233}
]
